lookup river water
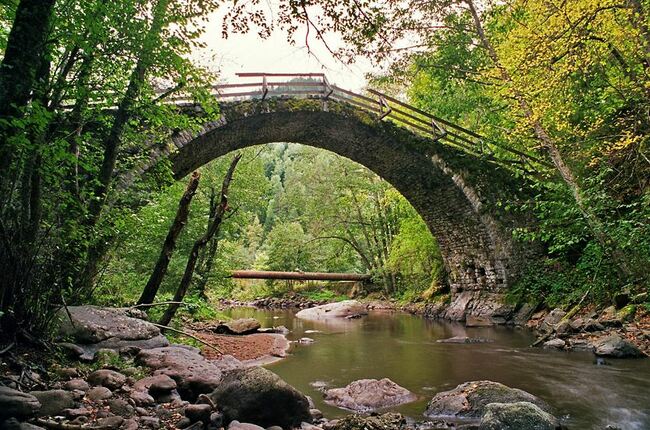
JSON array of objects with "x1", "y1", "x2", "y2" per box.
[{"x1": 221, "y1": 307, "x2": 650, "y2": 429}]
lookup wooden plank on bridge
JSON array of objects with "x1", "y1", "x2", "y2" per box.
[{"x1": 231, "y1": 270, "x2": 371, "y2": 281}]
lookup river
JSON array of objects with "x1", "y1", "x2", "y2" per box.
[{"x1": 221, "y1": 307, "x2": 650, "y2": 429}]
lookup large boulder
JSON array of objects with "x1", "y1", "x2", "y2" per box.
[
  {"x1": 136, "y1": 346, "x2": 223, "y2": 401},
  {"x1": 30, "y1": 390, "x2": 75, "y2": 417},
  {"x1": 593, "y1": 334, "x2": 645, "y2": 358},
  {"x1": 214, "y1": 318, "x2": 261, "y2": 335},
  {"x1": 0, "y1": 387, "x2": 41, "y2": 419},
  {"x1": 324, "y1": 378, "x2": 416, "y2": 412},
  {"x1": 209, "y1": 366, "x2": 311, "y2": 428},
  {"x1": 326, "y1": 412, "x2": 406, "y2": 430},
  {"x1": 56, "y1": 306, "x2": 169, "y2": 360},
  {"x1": 295, "y1": 300, "x2": 367, "y2": 321},
  {"x1": 479, "y1": 402, "x2": 560, "y2": 430},
  {"x1": 425, "y1": 381, "x2": 550, "y2": 420}
]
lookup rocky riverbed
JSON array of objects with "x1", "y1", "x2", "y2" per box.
[{"x1": 1, "y1": 300, "x2": 647, "y2": 429}]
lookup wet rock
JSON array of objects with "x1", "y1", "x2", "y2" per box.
[
  {"x1": 543, "y1": 338, "x2": 566, "y2": 349},
  {"x1": 436, "y1": 336, "x2": 493, "y2": 344},
  {"x1": 466, "y1": 315, "x2": 493, "y2": 327},
  {"x1": 295, "y1": 300, "x2": 368, "y2": 321},
  {"x1": 299, "y1": 337, "x2": 315, "y2": 344},
  {"x1": 107, "y1": 398, "x2": 134, "y2": 417},
  {"x1": 479, "y1": 402, "x2": 559, "y2": 430},
  {"x1": 593, "y1": 334, "x2": 645, "y2": 358},
  {"x1": 30, "y1": 390, "x2": 75, "y2": 417},
  {"x1": 228, "y1": 421, "x2": 265, "y2": 430},
  {"x1": 310, "y1": 409, "x2": 323, "y2": 420},
  {"x1": 214, "y1": 318, "x2": 261, "y2": 335},
  {"x1": 425, "y1": 381, "x2": 550, "y2": 420},
  {"x1": 185, "y1": 403, "x2": 213, "y2": 423},
  {"x1": 87, "y1": 386, "x2": 113, "y2": 401},
  {"x1": 88, "y1": 369, "x2": 127, "y2": 390},
  {"x1": 326, "y1": 412, "x2": 406, "y2": 430},
  {"x1": 553, "y1": 320, "x2": 571, "y2": 337},
  {"x1": 209, "y1": 366, "x2": 311, "y2": 428},
  {"x1": 136, "y1": 346, "x2": 223, "y2": 401},
  {"x1": 324, "y1": 378, "x2": 416, "y2": 412},
  {"x1": 64, "y1": 378, "x2": 90, "y2": 391},
  {"x1": 512, "y1": 303, "x2": 536, "y2": 327},
  {"x1": 0, "y1": 387, "x2": 41, "y2": 419}
]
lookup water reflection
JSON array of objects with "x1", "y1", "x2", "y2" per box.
[{"x1": 221, "y1": 307, "x2": 650, "y2": 429}]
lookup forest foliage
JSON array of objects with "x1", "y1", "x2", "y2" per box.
[{"x1": 0, "y1": 0, "x2": 648, "y2": 334}]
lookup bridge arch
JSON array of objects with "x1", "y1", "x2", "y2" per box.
[{"x1": 147, "y1": 98, "x2": 534, "y2": 322}]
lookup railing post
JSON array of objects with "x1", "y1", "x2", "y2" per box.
[
  {"x1": 321, "y1": 75, "x2": 333, "y2": 112},
  {"x1": 261, "y1": 75, "x2": 268, "y2": 101},
  {"x1": 378, "y1": 96, "x2": 392, "y2": 120}
]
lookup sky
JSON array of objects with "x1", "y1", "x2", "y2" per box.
[{"x1": 196, "y1": 8, "x2": 375, "y2": 92}]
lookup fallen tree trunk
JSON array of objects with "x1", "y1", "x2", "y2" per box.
[{"x1": 231, "y1": 270, "x2": 371, "y2": 282}]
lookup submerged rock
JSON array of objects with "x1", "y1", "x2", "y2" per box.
[
  {"x1": 295, "y1": 300, "x2": 368, "y2": 321},
  {"x1": 324, "y1": 378, "x2": 416, "y2": 412},
  {"x1": 209, "y1": 366, "x2": 311, "y2": 428},
  {"x1": 593, "y1": 334, "x2": 645, "y2": 358},
  {"x1": 436, "y1": 336, "x2": 493, "y2": 344},
  {"x1": 425, "y1": 381, "x2": 550, "y2": 420},
  {"x1": 478, "y1": 402, "x2": 559, "y2": 430}
]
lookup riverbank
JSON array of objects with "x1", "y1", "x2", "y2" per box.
[{"x1": 218, "y1": 295, "x2": 650, "y2": 357}]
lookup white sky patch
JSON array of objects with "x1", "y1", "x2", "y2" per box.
[{"x1": 193, "y1": 7, "x2": 375, "y2": 91}]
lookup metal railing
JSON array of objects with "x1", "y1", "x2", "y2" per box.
[{"x1": 169, "y1": 72, "x2": 549, "y2": 172}]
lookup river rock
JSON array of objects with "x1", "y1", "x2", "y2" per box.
[
  {"x1": 87, "y1": 386, "x2": 113, "y2": 401},
  {"x1": 56, "y1": 306, "x2": 169, "y2": 360},
  {"x1": 209, "y1": 366, "x2": 311, "y2": 428},
  {"x1": 185, "y1": 403, "x2": 213, "y2": 423},
  {"x1": 65, "y1": 379, "x2": 90, "y2": 391},
  {"x1": 228, "y1": 421, "x2": 265, "y2": 430},
  {"x1": 539, "y1": 309, "x2": 566, "y2": 333},
  {"x1": 437, "y1": 336, "x2": 493, "y2": 344},
  {"x1": 57, "y1": 306, "x2": 160, "y2": 343},
  {"x1": 324, "y1": 378, "x2": 416, "y2": 412},
  {"x1": 478, "y1": 402, "x2": 559, "y2": 430},
  {"x1": 136, "y1": 346, "x2": 223, "y2": 400},
  {"x1": 88, "y1": 369, "x2": 127, "y2": 390},
  {"x1": 214, "y1": 318, "x2": 261, "y2": 335},
  {"x1": 0, "y1": 387, "x2": 41, "y2": 419},
  {"x1": 593, "y1": 334, "x2": 645, "y2": 358},
  {"x1": 326, "y1": 412, "x2": 406, "y2": 430},
  {"x1": 425, "y1": 381, "x2": 550, "y2": 420},
  {"x1": 295, "y1": 300, "x2": 367, "y2": 320},
  {"x1": 30, "y1": 390, "x2": 75, "y2": 417},
  {"x1": 543, "y1": 338, "x2": 566, "y2": 349}
]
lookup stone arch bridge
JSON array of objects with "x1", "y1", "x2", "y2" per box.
[{"x1": 133, "y1": 73, "x2": 541, "y2": 324}]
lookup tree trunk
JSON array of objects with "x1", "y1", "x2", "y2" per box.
[
  {"x1": 464, "y1": 0, "x2": 634, "y2": 279},
  {"x1": 88, "y1": 0, "x2": 170, "y2": 225},
  {"x1": 159, "y1": 154, "x2": 242, "y2": 326},
  {"x1": 137, "y1": 171, "x2": 201, "y2": 305},
  {"x1": 0, "y1": 0, "x2": 56, "y2": 125}
]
